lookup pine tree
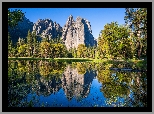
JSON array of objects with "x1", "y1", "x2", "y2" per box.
[
  {"x1": 32, "y1": 31, "x2": 37, "y2": 57},
  {"x1": 26, "y1": 30, "x2": 32, "y2": 57},
  {"x1": 8, "y1": 32, "x2": 12, "y2": 57}
]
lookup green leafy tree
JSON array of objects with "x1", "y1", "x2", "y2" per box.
[
  {"x1": 77, "y1": 44, "x2": 87, "y2": 58},
  {"x1": 39, "y1": 41, "x2": 50, "y2": 58},
  {"x1": 98, "y1": 22, "x2": 132, "y2": 59},
  {"x1": 18, "y1": 44, "x2": 27, "y2": 57},
  {"x1": 16, "y1": 37, "x2": 26, "y2": 57},
  {"x1": 50, "y1": 43, "x2": 67, "y2": 58}
]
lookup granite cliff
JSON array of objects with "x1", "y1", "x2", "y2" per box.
[
  {"x1": 62, "y1": 15, "x2": 97, "y2": 50},
  {"x1": 33, "y1": 19, "x2": 62, "y2": 40}
]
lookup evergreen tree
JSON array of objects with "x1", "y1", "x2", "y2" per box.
[
  {"x1": 26, "y1": 30, "x2": 33, "y2": 57},
  {"x1": 32, "y1": 31, "x2": 37, "y2": 57},
  {"x1": 8, "y1": 32, "x2": 13, "y2": 57},
  {"x1": 8, "y1": 9, "x2": 25, "y2": 28},
  {"x1": 124, "y1": 8, "x2": 147, "y2": 59},
  {"x1": 17, "y1": 38, "x2": 26, "y2": 57}
]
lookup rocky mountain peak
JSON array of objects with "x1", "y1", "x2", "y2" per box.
[
  {"x1": 33, "y1": 19, "x2": 62, "y2": 40},
  {"x1": 62, "y1": 15, "x2": 97, "y2": 50}
]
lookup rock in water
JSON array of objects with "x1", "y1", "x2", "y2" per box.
[{"x1": 62, "y1": 15, "x2": 97, "y2": 50}]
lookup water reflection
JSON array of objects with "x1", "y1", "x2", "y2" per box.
[
  {"x1": 62, "y1": 65, "x2": 97, "y2": 101},
  {"x1": 8, "y1": 60, "x2": 147, "y2": 107}
]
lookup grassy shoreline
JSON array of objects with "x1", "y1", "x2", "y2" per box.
[
  {"x1": 8, "y1": 57, "x2": 94, "y2": 62},
  {"x1": 8, "y1": 57, "x2": 146, "y2": 70},
  {"x1": 8, "y1": 57, "x2": 145, "y2": 62}
]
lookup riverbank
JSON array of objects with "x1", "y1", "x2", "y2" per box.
[{"x1": 8, "y1": 57, "x2": 145, "y2": 62}]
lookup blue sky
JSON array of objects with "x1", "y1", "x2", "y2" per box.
[{"x1": 10, "y1": 8, "x2": 126, "y2": 39}]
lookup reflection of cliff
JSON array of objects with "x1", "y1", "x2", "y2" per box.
[
  {"x1": 31, "y1": 75, "x2": 62, "y2": 97},
  {"x1": 30, "y1": 60, "x2": 67, "y2": 97},
  {"x1": 62, "y1": 65, "x2": 96, "y2": 101}
]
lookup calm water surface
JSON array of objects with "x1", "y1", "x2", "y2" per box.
[{"x1": 8, "y1": 60, "x2": 147, "y2": 107}]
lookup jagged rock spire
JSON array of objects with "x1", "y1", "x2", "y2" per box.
[{"x1": 62, "y1": 15, "x2": 97, "y2": 50}]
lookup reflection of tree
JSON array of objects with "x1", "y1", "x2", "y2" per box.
[
  {"x1": 76, "y1": 62, "x2": 87, "y2": 74},
  {"x1": 116, "y1": 72, "x2": 131, "y2": 84},
  {"x1": 102, "y1": 81, "x2": 129, "y2": 98},
  {"x1": 97, "y1": 61, "x2": 147, "y2": 107},
  {"x1": 8, "y1": 60, "x2": 66, "y2": 106},
  {"x1": 73, "y1": 62, "x2": 97, "y2": 74},
  {"x1": 39, "y1": 60, "x2": 51, "y2": 76},
  {"x1": 62, "y1": 65, "x2": 96, "y2": 101},
  {"x1": 38, "y1": 60, "x2": 66, "y2": 77},
  {"x1": 25, "y1": 60, "x2": 37, "y2": 85},
  {"x1": 97, "y1": 63, "x2": 130, "y2": 107},
  {"x1": 125, "y1": 72, "x2": 147, "y2": 107},
  {"x1": 8, "y1": 60, "x2": 30, "y2": 107},
  {"x1": 8, "y1": 81, "x2": 31, "y2": 107},
  {"x1": 30, "y1": 61, "x2": 66, "y2": 97},
  {"x1": 97, "y1": 64, "x2": 112, "y2": 84}
]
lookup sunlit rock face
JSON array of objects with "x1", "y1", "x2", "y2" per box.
[
  {"x1": 32, "y1": 19, "x2": 62, "y2": 40},
  {"x1": 61, "y1": 65, "x2": 97, "y2": 101},
  {"x1": 62, "y1": 15, "x2": 97, "y2": 50}
]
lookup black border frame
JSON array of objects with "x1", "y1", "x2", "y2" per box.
[{"x1": 2, "y1": 2, "x2": 152, "y2": 112}]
